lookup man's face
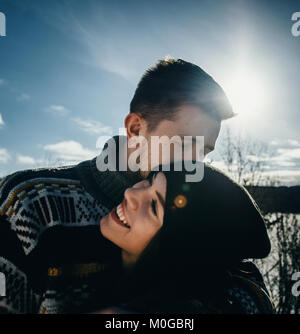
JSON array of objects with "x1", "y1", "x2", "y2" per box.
[{"x1": 138, "y1": 105, "x2": 221, "y2": 175}]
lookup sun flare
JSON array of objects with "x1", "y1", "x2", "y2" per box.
[{"x1": 223, "y1": 69, "x2": 268, "y2": 118}]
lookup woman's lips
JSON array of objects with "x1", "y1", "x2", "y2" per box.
[
  {"x1": 110, "y1": 205, "x2": 130, "y2": 229},
  {"x1": 120, "y1": 201, "x2": 130, "y2": 224}
]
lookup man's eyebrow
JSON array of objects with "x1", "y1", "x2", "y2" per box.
[{"x1": 155, "y1": 190, "x2": 165, "y2": 208}]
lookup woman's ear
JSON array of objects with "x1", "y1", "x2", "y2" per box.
[{"x1": 124, "y1": 113, "x2": 147, "y2": 140}]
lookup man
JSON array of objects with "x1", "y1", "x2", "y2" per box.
[{"x1": 0, "y1": 58, "x2": 273, "y2": 313}]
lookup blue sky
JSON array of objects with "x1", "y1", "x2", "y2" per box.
[{"x1": 0, "y1": 0, "x2": 300, "y2": 185}]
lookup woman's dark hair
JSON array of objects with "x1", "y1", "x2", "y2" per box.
[{"x1": 115, "y1": 162, "x2": 270, "y2": 312}]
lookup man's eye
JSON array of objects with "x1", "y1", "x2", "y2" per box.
[{"x1": 151, "y1": 199, "x2": 157, "y2": 216}]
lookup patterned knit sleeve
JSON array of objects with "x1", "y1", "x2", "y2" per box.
[
  {"x1": 0, "y1": 212, "x2": 40, "y2": 313},
  {"x1": 0, "y1": 174, "x2": 40, "y2": 313},
  {"x1": 0, "y1": 215, "x2": 38, "y2": 313}
]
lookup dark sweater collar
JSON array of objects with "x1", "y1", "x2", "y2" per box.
[{"x1": 75, "y1": 136, "x2": 143, "y2": 209}]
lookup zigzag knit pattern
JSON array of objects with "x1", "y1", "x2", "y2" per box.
[
  {"x1": 0, "y1": 174, "x2": 109, "y2": 255},
  {"x1": 0, "y1": 257, "x2": 39, "y2": 313},
  {"x1": 0, "y1": 160, "x2": 125, "y2": 313}
]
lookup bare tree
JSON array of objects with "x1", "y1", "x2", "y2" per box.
[
  {"x1": 215, "y1": 128, "x2": 300, "y2": 314},
  {"x1": 216, "y1": 127, "x2": 270, "y2": 186}
]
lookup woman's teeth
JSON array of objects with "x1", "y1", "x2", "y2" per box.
[{"x1": 116, "y1": 203, "x2": 130, "y2": 228}]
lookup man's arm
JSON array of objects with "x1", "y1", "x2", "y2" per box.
[
  {"x1": 228, "y1": 261, "x2": 276, "y2": 314},
  {"x1": 0, "y1": 214, "x2": 38, "y2": 313},
  {"x1": 95, "y1": 261, "x2": 275, "y2": 314}
]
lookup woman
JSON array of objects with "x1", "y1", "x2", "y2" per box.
[{"x1": 99, "y1": 161, "x2": 273, "y2": 314}]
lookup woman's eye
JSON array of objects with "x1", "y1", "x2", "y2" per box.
[
  {"x1": 151, "y1": 199, "x2": 157, "y2": 216},
  {"x1": 149, "y1": 173, "x2": 157, "y2": 186}
]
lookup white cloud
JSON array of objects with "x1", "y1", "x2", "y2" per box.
[
  {"x1": 265, "y1": 147, "x2": 300, "y2": 171},
  {"x1": 247, "y1": 154, "x2": 270, "y2": 162},
  {"x1": 17, "y1": 154, "x2": 36, "y2": 165},
  {"x1": 271, "y1": 159, "x2": 296, "y2": 167},
  {"x1": 0, "y1": 148, "x2": 10, "y2": 164},
  {"x1": 270, "y1": 138, "x2": 300, "y2": 148},
  {"x1": 276, "y1": 148, "x2": 300, "y2": 159},
  {"x1": 45, "y1": 105, "x2": 70, "y2": 116},
  {"x1": 72, "y1": 117, "x2": 113, "y2": 136},
  {"x1": 16, "y1": 154, "x2": 61, "y2": 168},
  {"x1": 43, "y1": 140, "x2": 98, "y2": 163},
  {"x1": 0, "y1": 113, "x2": 4, "y2": 126},
  {"x1": 260, "y1": 169, "x2": 300, "y2": 186},
  {"x1": 17, "y1": 93, "x2": 31, "y2": 102},
  {"x1": 0, "y1": 78, "x2": 5, "y2": 85},
  {"x1": 263, "y1": 139, "x2": 300, "y2": 170},
  {"x1": 211, "y1": 135, "x2": 300, "y2": 186},
  {"x1": 286, "y1": 139, "x2": 300, "y2": 147}
]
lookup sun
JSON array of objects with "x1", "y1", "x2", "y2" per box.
[{"x1": 222, "y1": 68, "x2": 268, "y2": 121}]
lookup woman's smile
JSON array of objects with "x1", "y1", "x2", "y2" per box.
[
  {"x1": 111, "y1": 202, "x2": 130, "y2": 229},
  {"x1": 100, "y1": 172, "x2": 167, "y2": 266}
]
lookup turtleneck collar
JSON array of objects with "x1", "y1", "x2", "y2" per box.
[{"x1": 75, "y1": 135, "x2": 143, "y2": 209}]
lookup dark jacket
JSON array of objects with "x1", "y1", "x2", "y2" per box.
[{"x1": 0, "y1": 136, "x2": 275, "y2": 313}]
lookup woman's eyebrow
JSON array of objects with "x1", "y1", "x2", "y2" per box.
[
  {"x1": 150, "y1": 173, "x2": 157, "y2": 185},
  {"x1": 151, "y1": 172, "x2": 165, "y2": 208}
]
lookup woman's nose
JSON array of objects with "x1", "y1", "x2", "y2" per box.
[{"x1": 124, "y1": 185, "x2": 148, "y2": 211}]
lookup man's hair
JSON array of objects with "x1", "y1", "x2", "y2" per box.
[{"x1": 130, "y1": 57, "x2": 234, "y2": 132}]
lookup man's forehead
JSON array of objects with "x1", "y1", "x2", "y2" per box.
[
  {"x1": 146, "y1": 106, "x2": 221, "y2": 146},
  {"x1": 178, "y1": 135, "x2": 198, "y2": 142}
]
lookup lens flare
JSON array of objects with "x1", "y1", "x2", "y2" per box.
[{"x1": 174, "y1": 194, "x2": 187, "y2": 208}]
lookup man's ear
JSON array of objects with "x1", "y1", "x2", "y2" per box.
[{"x1": 124, "y1": 113, "x2": 147, "y2": 139}]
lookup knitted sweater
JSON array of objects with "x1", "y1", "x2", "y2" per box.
[
  {"x1": 0, "y1": 136, "x2": 275, "y2": 314},
  {"x1": 0, "y1": 137, "x2": 140, "y2": 313}
]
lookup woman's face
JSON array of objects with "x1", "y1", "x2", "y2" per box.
[{"x1": 100, "y1": 172, "x2": 167, "y2": 264}]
